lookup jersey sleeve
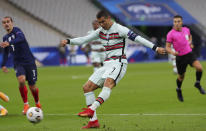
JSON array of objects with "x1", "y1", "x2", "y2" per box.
[
  {"x1": 9, "y1": 28, "x2": 26, "y2": 45},
  {"x1": 70, "y1": 29, "x2": 99, "y2": 45},
  {"x1": 166, "y1": 31, "x2": 173, "y2": 43},
  {"x1": 118, "y1": 24, "x2": 155, "y2": 49}
]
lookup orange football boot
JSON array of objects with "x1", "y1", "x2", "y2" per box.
[
  {"x1": 36, "y1": 101, "x2": 42, "y2": 109},
  {"x1": 0, "y1": 107, "x2": 8, "y2": 116},
  {"x1": 22, "y1": 104, "x2": 30, "y2": 115}
]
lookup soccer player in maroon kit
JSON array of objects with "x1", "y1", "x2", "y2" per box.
[{"x1": 0, "y1": 16, "x2": 41, "y2": 114}]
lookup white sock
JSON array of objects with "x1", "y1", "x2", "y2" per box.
[
  {"x1": 84, "y1": 92, "x2": 95, "y2": 105},
  {"x1": 0, "y1": 105, "x2": 4, "y2": 110},
  {"x1": 90, "y1": 87, "x2": 111, "y2": 111},
  {"x1": 84, "y1": 92, "x2": 97, "y2": 121}
]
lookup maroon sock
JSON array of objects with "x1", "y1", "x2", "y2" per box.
[
  {"x1": 30, "y1": 87, "x2": 39, "y2": 103},
  {"x1": 19, "y1": 85, "x2": 28, "y2": 103}
]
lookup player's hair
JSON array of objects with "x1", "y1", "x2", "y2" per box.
[
  {"x1": 173, "y1": 15, "x2": 183, "y2": 20},
  {"x1": 96, "y1": 10, "x2": 110, "y2": 19},
  {"x1": 3, "y1": 16, "x2": 13, "y2": 22}
]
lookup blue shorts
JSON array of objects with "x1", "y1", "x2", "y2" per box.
[{"x1": 14, "y1": 64, "x2": 37, "y2": 85}]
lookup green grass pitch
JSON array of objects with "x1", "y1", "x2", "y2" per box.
[{"x1": 0, "y1": 62, "x2": 206, "y2": 131}]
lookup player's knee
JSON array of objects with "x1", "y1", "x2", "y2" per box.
[
  {"x1": 178, "y1": 75, "x2": 184, "y2": 81},
  {"x1": 29, "y1": 85, "x2": 36, "y2": 91},
  {"x1": 82, "y1": 83, "x2": 92, "y2": 93},
  {"x1": 83, "y1": 81, "x2": 97, "y2": 93},
  {"x1": 196, "y1": 66, "x2": 202, "y2": 72},
  {"x1": 104, "y1": 78, "x2": 115, "y2": 88},
  {"x1": 18, "y1": 77, "x2": 26, "y2": 86}
]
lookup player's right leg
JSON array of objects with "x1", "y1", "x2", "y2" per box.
[
  {"x1": 175, "y1": 56, "x2": 188, "y2": 102},
  {"x1": 176, "y1": 74, "x2": 184, "y2": 102},
  {"x1": 80, "y1": 62, "x2": 127, "y2": 117},
  {"x1": 17, "y1": 75, "x2": 29, "y2": 114},
  {"x1": 78, "y1": 67, "x2": 106, "y2": 128},
  {"x1": 0, "y1": 105, "x2": 8, "y2": 116},
  {"x1": 15, "y1": 65, "x2": 29, "y2": 115},
  {"x1": 81, "y1": 80, "x2": 100, "y2": 129}
]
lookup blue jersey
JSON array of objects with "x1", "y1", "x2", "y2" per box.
[{"x1": 1, "y1": 27, "x2": 35, "y2": 67}]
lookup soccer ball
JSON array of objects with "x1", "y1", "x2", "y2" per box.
[{"x1": 26, "y1": 107, "x2": 43, "y2": 123}]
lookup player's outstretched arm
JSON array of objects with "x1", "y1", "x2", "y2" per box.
[
  {"x1": 60, "y1": 29, "x2": 99, "y2": 47},
  {"x1": 156, "y1": 47, "x2": 167, "y2": 55},
  {"x1": 60, "y1": 39, "x2": 68, "y2": 47},
  {"x1": 119, "y1": 25, "x2": 166, "y2": 54}
]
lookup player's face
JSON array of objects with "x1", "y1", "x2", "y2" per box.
[
  {"x1": 92, "y1": 22, "x2": 99, "y2": 30},
  {"x1": 173, "y1": 18, "x2": 182, "y2": 30},
  {"x1": 97, "y1": 16, "x2": 111, "y2": 30},
  {"x1": 2, "y1": 17, "x2": 13, "y2": 32}
]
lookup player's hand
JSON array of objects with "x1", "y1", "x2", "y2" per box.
[
  {"x1": 172, "y1": 51, "x2": 179, "y2": 56},
  {"x1": 190, "y1": 44, "x2": 194, "y2": 49},
  {"x1": 2, "y1": 66, "x2": 9, "y2": 73},
  {"x1": 60, "y1": 39, "x2": 68, "y2": 47},
  {"x1": 156, "y1": 47, "x2": 166, "y2": 54},
  {"x1": 0, "y1": 42, "x2": 10, "y2": 48}
]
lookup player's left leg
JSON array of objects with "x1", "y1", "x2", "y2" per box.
[
  {"x1": 29, "y1": 85, "x2": 41, "y2": 108},
  {"x1": 89, "y1": 78, "x2": 114, "y2": 111},
  {"x1": 26, "y1": 64, "x2": 41, "y2": 108},
  {"x1": 192, "y1": 60, "x2": 205, "y2": 94}
]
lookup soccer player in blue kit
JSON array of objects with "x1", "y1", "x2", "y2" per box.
[{"x1": 0, "y1": 16, "x2": 41, "y2": 115}]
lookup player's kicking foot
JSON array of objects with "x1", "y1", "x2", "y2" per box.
[
  {"x1": 36, "y1": 101, "x2": 42, "y2": 108},
  {"x1": 82, "y1": 120, "x2": 100, "y2": 129},
  {"x1": 194, "y1": 82, "x2": 205, "y2": 94},
  {"x1": 22, "y1": 104, "x2": 30, "y2": 115},
  {"x1": 78, "y1": 108, "x2": 94, "y2": 118},
  {"x1": 176, "y1": 88, "x2": 183, "y2": 102},
  {"x1": 0, "y1": 92, "x2": 9, "y2": 102},
  {"x1": 0, "y1": 107, "x2": 8, "y2": 116}
]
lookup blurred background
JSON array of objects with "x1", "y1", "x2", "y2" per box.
[{"x1": 0, "y1": 0, "x2": 206, "y2": 67}]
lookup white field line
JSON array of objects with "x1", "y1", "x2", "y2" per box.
[{"x1": 46, "y1": 113, "x2": 206, "y2": 116}]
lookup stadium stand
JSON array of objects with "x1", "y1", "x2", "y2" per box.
[
  {"x1": 8, "y1": 0, "x2": 100, "y2": 37},
  {"x1": 176, "y1": 0, "x2": 206, "y2": 27},
  {"x1": 0, "y1": 0, "x2": 64, "y2": 47}
]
